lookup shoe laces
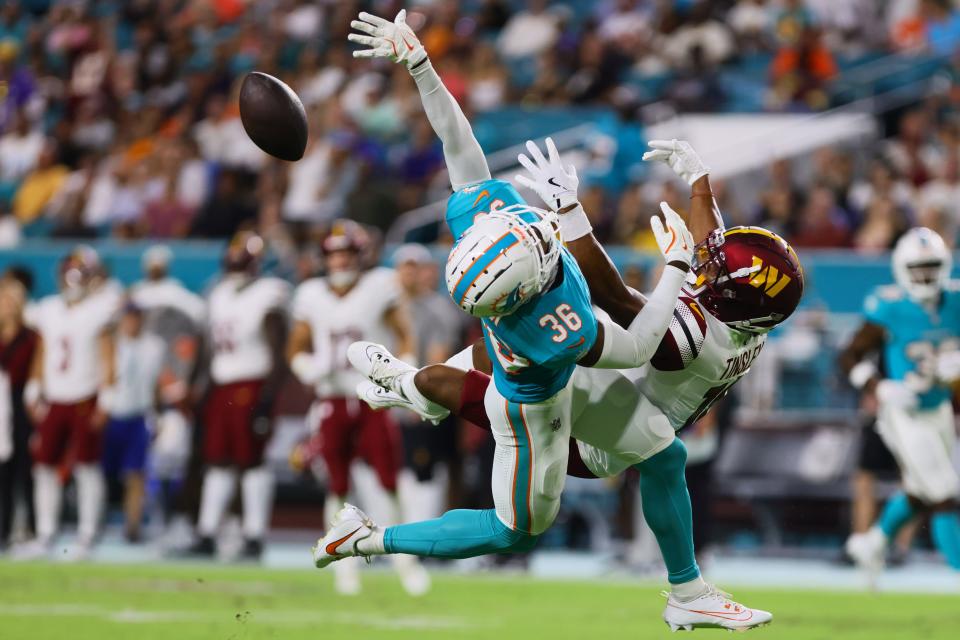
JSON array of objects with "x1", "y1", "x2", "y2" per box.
[{"x1": 704, "y1": 585, "x2": 743, "y2": 613}]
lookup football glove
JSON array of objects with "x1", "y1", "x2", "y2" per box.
[
  {"x1": 642, "y1": 139, "x2": 709, "y2": 186},
  {"x1": 936, "y1": 350, "x2": 960, "y2": 384},
  {"x1": 515, "y1": 137, "x2": 579, "y2": 211},
  {"x1": 875, "y1": 379, "x2": 919, "y2": 411},
  {"x1": 348, "y1": 9, "x2": 427, "y2": 69},
  {"x1": 651, "y1": 202, "x2": 695, "y2": 268}
]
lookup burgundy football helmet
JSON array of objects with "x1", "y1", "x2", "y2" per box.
[
  {"x1": 320, "y1": 219, "x2": 370, "y2": 256},
  {"x1": 687, "y1": 226, "x2": 804, "y2": 332},
  {"x1": 59, "y1": 245, "x2": 101, "y2": 302},
  {"x1": 223, "y1": 230, "x2": 265, "y2": 274}
]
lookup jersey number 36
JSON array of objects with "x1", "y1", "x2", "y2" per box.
[{"x1": 539, "y1": 304, "x2": 582, "y2": 343}]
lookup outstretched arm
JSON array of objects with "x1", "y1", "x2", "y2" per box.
[
  {"x1": 350, "y1": 10, "x2": 490, "y2": 190},
  {"x1": 642, "y1": 139, "x2": 723, "y2": 243}
]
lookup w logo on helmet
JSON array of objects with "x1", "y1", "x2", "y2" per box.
[{"x1": 747, "y1": 256, "x2": 792, "y2": 298}]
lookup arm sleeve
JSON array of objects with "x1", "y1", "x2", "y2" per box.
[
  {"x1": 589, "y1": 265, "x2": 686, "y2": 369},
  {"x1": 410, "y1": 60, "x2": 491, "y2": 190}
]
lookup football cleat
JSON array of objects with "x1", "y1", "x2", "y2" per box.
[
  {"x1": 312, "y1": 503, "x2": 376, "y2": 569},
  {"x1": 662, "y1": 585, "x2": 772, "y2": 632},
  {"x1": 356, "y1": 380, "x2": 448, "y2": 425},
  {"x1": 347, "y1": 341, "x2": 416, "y2": 394},
  {"x1": 845, "y1": 527, "x2": 886, "y2": 588}
]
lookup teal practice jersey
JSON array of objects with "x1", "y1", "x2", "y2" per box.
[
  {"x1": 864, "y1": 283, "x2": 960, "y2": 409},
  {"x1": 445, "y1": 180, "x2": 597, "y2": 403}
]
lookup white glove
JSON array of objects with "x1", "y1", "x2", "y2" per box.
[
  {"x1": 651, "y1": 202, "x2": 695, "y2": 268},
  {"x1": 642, "y1": 139, "x2": 709, "y2": 186},
  {"x1": 348, "y1": 9, "x2": 427, "y2": 69},
  {"x1": 936, "y1": 350, "x2": 960, "y2": 384},
  {"x1": 291, "y1": 352, "x2": 328, "y2": 387},
  {"x1": 875, "y1": 379, "x2": 919, "y2": 411},
  {"x1": 514, "y1": 137, "x2": 579, "y2": 211}
]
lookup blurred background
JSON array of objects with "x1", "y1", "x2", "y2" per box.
[{"x1": 0, "y1": 0, "x2": 959, "y2": 593}]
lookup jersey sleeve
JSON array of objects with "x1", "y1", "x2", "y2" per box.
[
  {"x1": 291, "y1": 281, "x2": 315, "y2": 323},
  {"x1": 261, "y1": 278, "x2": 292, "y2": 313},
  {"x1": 863, "y1": 289, "x2": 894, "y2": 327}
]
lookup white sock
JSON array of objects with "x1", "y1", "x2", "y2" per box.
[
  {"x1": 241, "y1": 466, "x2": 275, "y2": 540},
  {"x1": 74, "y1": 464, "x2": 105, "y2": 544},
  {"x1": 399, "y1": 371, "x2": 449, "y2": 419},
  {"x1": 672, "y1": 576, "x2": 709, "y2": 602},
  {"x1": 443, "y1": 345, "x2": 475, "y2": 370},
  {"x1": 356, "y1": 529, "x2": 386, "y2": 555},
  {"x1": 33, "y1": 465, "x2": 62, "y2": 543},
  {"x1": 197, "y1": 467, "x2": 237, "y2": 537}
]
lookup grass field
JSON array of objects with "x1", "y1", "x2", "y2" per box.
[{"x1": 0, "y1": 560, "x2": 958, "y2": 640}]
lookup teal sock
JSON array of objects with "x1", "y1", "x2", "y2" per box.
[
  {"x1": 878, "y1": 492, "x2": 915, "y2": 538},
  {"x1": 384, "y1": 508, "x2": 538, "y2": 559},
  {"x1": 635, "y1": 439, "x2": 700, "y2": 584},
  {"x1": 931, "y1": 512, "x2": 960, "y2": 570}
]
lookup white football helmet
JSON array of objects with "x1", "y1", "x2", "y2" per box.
[
  {"x1": 892, "y1": 227, "x2": 952, "y2": 302},
  {"x1": 445, "y1": 204, "x2": 561, "y2": 317}
]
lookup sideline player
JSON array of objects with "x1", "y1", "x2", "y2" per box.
[
  {"x1": 350, "y1": 137, "x2": 801, "y2": 630},
  {"x1": 287, "y1": 220, "x2": 429, "y2": 596},
  {"x1": 21, "y1": 247, "x2": 119, "y2": 559},
  {"x1": 840, "y1": 227, "x2": 960, "y2": 581},
  {"x1": 188, "y1": 232, "x2": 290, "y2": 561},
  {"x1": 314, "y1": 8, "x2": 697, "y2": 573}
]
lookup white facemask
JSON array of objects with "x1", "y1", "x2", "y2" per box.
[{"x1": 328, "y1": 270, "x2": 359, "y2": 289}]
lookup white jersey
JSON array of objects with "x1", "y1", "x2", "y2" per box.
[
  {"x1": 208, "y1": 276, "x2": 290, "y2": 385},
  {"x1": 630, "y1": 294, "x2": 766, "y2": 429},
  {"x1": 130, "y1": 277, "x2": 206, "y2": 325},
  {"x1": 34, "y1": 293, "x2": 119, "y2": 403},
  {"x1": 292, "y1": 267, "x2": 399, "y2": 398}
]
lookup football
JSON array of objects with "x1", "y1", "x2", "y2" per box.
[{"x1": 239, "y1": 71, "x2": 308, "y2": 162}]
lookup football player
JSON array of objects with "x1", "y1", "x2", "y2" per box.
[
  {"x1": 315, "y1": 6, "x2": 696, "y2": 594},
  {"x1": 350, "y1": 138, "x2": 803, "y2": 631},
  {"x1": 21, "y1": 246, "x2": 119, "y2": 559},
  {"x1": 188, "y1": 232, "x2": 290, "y2": 561},
  {"x1": 840, "y1": 227, "x2": 960, "y2": 581},
  {"x1": 287, "y1": 220, "x2": 429, "y2": 596}
]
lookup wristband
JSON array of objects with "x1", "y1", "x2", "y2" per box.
[
  {"x1": 97, "y1": 386, "x2": 117, "y2": 414},
  {"x1": 558, "y1": 203, "x2": 593, "y2": 242},
  {"x1": 24, "y1": 379, "x2": 41, "y2": 406},
  {"x1": 291, "y1": 352, "x2": 320, "y2": 386},
  {"x1": 849, "y1": 360, "x2": 878, "y2": 390}
]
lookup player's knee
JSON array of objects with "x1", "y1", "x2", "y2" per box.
[
  {"x1": 414, "y1": 365, "x2": 444, "y2": 400},
  {"x1": 492, "y1": 520, "x2": 539, "y2": 553},
  {"x1": 636, "y1": 437, "x2": 686, "y2": 477}
]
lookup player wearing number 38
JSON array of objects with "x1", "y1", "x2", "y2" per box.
[{"x1": 841, "y1": 227, "x2": 960, "y2": 580}]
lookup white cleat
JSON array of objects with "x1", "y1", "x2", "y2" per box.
[
  {"x1": 347, "y1": 341, "x2": 416, "y2": 395},
  {"x1": 356, "y1": 380, "x2": 448, "y2": 425},
  {"x1": 845, "y1": 527, "x2": 886, "y2": 588},
  {"x1": 663, "y1": 585, "x2": 772, "y2": 632},
  {"x1": 312, "y1": 503, "x2": 376, "y2": 569},
  {"x1": 10, "y1": 538, "x2": 53, "y2": 561}
]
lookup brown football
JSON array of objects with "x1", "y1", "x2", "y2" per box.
[{"x1": 239, "y1": 71, "x2": 308, "y2": 162}]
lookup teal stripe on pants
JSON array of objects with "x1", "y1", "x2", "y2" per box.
[{"x1": 505, "y1": 400, "x2": 532, "y2": 534}]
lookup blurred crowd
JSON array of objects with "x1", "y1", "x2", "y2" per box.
[{"x1": 2, "y1": 1, "x2": 960, "y2": 253}]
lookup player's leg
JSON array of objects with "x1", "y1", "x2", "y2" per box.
[
  {"x1": 234, "y1": 380, "x2": 274, "y2": 560},
  {"x1": 120, "y1": 415, "x2": 150, "y2": 542},
  {"x1": 194, "y1": 385, "x2": 237, "y2": 555},
  {"x1": 313, "y1": 383, "x2": 573, "y2": 565},
  {"x1": 922, "y1": 404, "x2": 960, "y2": 569},
  {"x1": 29, "y1": 403, "x2": 70, "y2": 552},
  {"x1": 72, "y1": 398, "x2": 105, "y2": 556},
  {"x1": 356, "y1": 404, "x2": 431, "y2": 596}
]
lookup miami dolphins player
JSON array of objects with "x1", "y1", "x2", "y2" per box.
[
  {"x1": 840, "y1": 227, "x2": 960, "y2": 582},
  {"x1": 313, "y1": 9, "x2": 696, "y2": 571},
  {"x1": 350, "y1": 138, "x2": 800, "y2": 631}
]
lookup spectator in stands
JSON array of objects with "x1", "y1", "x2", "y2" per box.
[
  {"x1": 728, "y1": 0, "x2": 774, "y2": 53},
  {"x1": 12, "y1": 139, "x2": 68, "y2": 225},
  {"x1": 883, "y1": 108, "x2": 937, "y2": 187},
  {"x1": 662, "y1": 2, "x2": 735, "y2": 71},
  {"x1": 0, "y1": 110, "x2": 43, "y2": 202},
  {"x1": 497, "y1": 0, "x2": 560, "y2": 60},
  {"x1": 853, "y1": 197, "x2": 909, "y2": 251},
  {"x1": 848, "y1": 159, "x2": 914, "y2": 219},
  {"x1": 189, "y1": 169, "x2": 257, "y2": 238},
  {"x1": 790, "y1": 185, "x2": 852, "y2": 247},
  {"x1": 102, "y1": 301, "x2": 164, "y2": 543},
  {"x1": 0, "y1": 275, "x2": 38, "y2": 552},
  {"x1": 922, "y1": 0, "x2": 960, "y2": 56},
  {"x1": 770, "y1": 26, "x2": 837, "y2": 111}
]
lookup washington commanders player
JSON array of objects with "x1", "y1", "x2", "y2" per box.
[
  {"x1": 287, "y1": 220, "x2": 429, "y2": 596},
  {"x1": 189, "y1": 232, "x2": 290, "y2": 561},
  {"x1": 21, "y1": 246, "x2": 119, "y2": 559},
  {"x1": 349, "y1": 139, "x2": 803, "y2": 631}
]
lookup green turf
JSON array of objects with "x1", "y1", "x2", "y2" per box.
[{"x1": 0, "y1": 560, "x2": 957, "y2": 639}]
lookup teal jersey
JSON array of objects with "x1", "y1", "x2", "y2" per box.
[
  {"x1": 446, "y1": 179, "x2": 525, "y2": 239},
  {"x1": 864, "y1": 283, "x2": 960, "y2": 409},
  {"x1": 445, "y1": 180, "x2": 597, "y2": 403},
  {"x1": 481, "y1": 250, "x2": 597, "y2": 403}
]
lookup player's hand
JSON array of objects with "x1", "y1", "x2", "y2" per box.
[
  {"x1": 875, "y1": 379, "x2": 919, "y2": 411},
  {"x1": 651, "y1": 202, "x2": 695, "y2": 269},
  {"x1": 515, "y1": 137, "x2": 579, "y2": 211},
  {"x1": 349, "y1": 9, "x2": 427, "y2": 69},
  {"x1": 28, "y1": 401, "x2": 48, "y2": 425},
  {"x1": 642, "y1": 139, "x2": 709, "y2": 186},
  {"x1": 936, "y1": 350, "x2": 960, "y2": 384}
]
